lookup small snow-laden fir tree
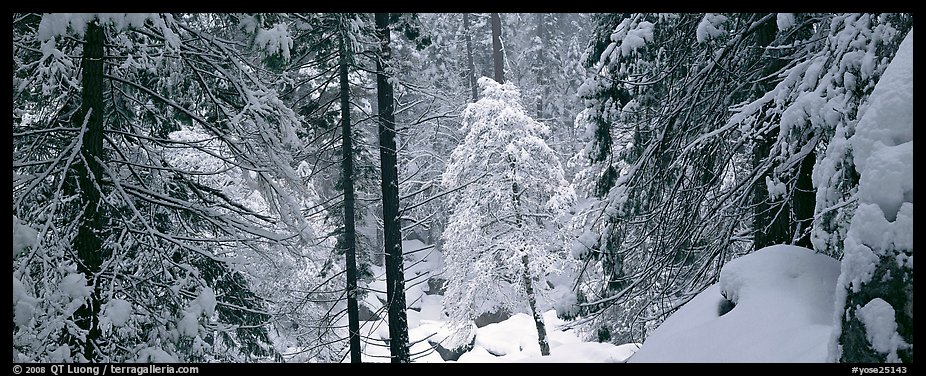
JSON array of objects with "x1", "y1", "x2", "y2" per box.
[{"x1": 440, "y1": 77, "x2": 576, "y2": 355}]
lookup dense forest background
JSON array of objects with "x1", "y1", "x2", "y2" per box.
[{"x1": 12, "y1": 13, "x2": 912, "y2": 363}]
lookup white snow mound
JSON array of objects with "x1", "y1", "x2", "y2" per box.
[{"x1": 630, "y1": 245, "x2": 840, "y2": 362}]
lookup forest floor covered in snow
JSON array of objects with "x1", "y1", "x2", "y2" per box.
[
  {"x1": 350, "y1": 240, "x2": 640, "y2": 363},
  {"x1": 349, "y1": 242, "x2": 845, "y2": 363},
  {"x1": 630, "y1": 245, "x2": 841, "y2": 362}
]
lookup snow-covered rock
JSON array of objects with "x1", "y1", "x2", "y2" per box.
[{"x1": 630, "y1": 245, "x2": 840, "y2": 362}]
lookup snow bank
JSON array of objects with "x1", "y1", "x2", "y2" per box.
[
  {"x1": 357, "y1": 238, "x2": 638, "y2": 363},
  {"x1": 135, "y1": 347, "x2": 177, "y2": 363},
  {"x1": 456, "y1": 310, "x2": 636, "y2": 363},
  {"x1": 630, "y1": 245, "x2": 840, "y2": 362},
  {"x1": 473, "y1": 313, "x2": 547, "y2": 356},
  {"x1": 517, "y1": 342, "x2": 641, "y2": 363}
]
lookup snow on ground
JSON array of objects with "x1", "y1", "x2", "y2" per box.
[
  {"x1": 629, "y1": 245, "x2": 840, "y2": 362},
  {"x1": 354, "y1": 240, "x2": 638, "y2": 363},
  {"x1": 456, "y1": 310, "x2": 637, "y2": 363},
  {"x1": 517, "y1": 343, "x2": 642, "y2": 363},
  {"x1": 362, "y1": 240, "x2": 442, "y2": 316}
]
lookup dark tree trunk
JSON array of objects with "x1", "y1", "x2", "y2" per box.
[
  {"x1": 490, "y1": 13, "x2": 505, "y2": 84},
  {"x1": 838, "y1": 257, "x2": 914, "y2": 363},
  {"x1": 751, "y1": 136, "x2": 791, "y2": 249},
  {"x1": 339, "y1": 31, "x2": 362, "y2": 363},
  {"x1": 72, "y1": 20, "x2": 106, "y2": 362},
  {"x1": 522, "y1": 255, "x2": 550, "y2": 356},
  {"x1": 375, "y1": 13, "x2": 410, "y2": 363},
  {"x1": 463, "y1": 13, "x2": 478, "y2": 102},
  {"x1": 750, "y1": 16, "x2": 791, "y2": 250},
  {"x1": 792, "y1": 150, "x2": 816, "y2": 248}
]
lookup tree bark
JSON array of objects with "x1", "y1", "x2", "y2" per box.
[
  {"x1": 490, "y1": 13, "x2": 505, "y2": 84},
  {"x1": 339, "y1": 29, "x2": 362, "y2": 363},
  {"x1": 750, "y1": 15, "x2": 791, "y2": 250},
  {"x1": 522, "y1": 255, "x2": 550, "y2": 356},
  {"x1": 463, "y1": 13, "x2": 478, "y2": 102},
  {"x1": 838, "y1": 257, "x2": 914, "y2": 362},
  {"x1": 793, "y1": 150, "x2": 816, "y2": 248},
  {"x1": 510, "y1": 164, "x2": 549, "y2": 356},
  {"x1": 375, "y1": 13, "x2": 410, "y2": 363},
  {"x1": 72, "y1": 19, "x2": 106, "y2": 362},
  {"x1": 751, "y1": 136, "x2": 791, "y2": 249}
]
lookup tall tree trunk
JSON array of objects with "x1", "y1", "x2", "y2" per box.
[
  {"x1": 339, "y1": 30, "x2": 362, "y2": 363},
  {"x1": 751, "y1": 137, "x2": 791, "y2": 249},
  {"x1": 463, "y1": 13, "x2": 478, "y2": 102},
  {"x1": 72, "y1": 19, "x2": 106, "y2": 362},
  {"x1": 490, "y1": 13, "x2": 505, "y2": 84},
  {"x1": 750, "y1": 15, "x2": 791, "y2": 250},
  {"x1": 375, "y1": 13, "x2": 410, "y2": 363},
  {"x1": 522, "y1": 255, "x2": 550, "y2": 356},
  {"x1": 510, "y1": 167, "x2": 549, "y2": 356},
  {"x1": 793, "y1": 150, "x2": 816, "y2": 248}
]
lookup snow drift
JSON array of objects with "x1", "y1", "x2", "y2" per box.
[{"x1": 630, "y1": 245, "x2": 840, "y2": 362}]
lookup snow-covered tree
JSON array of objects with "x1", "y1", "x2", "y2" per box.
[
  {"x1": 728, "y1": 13, "x2": 912, "y2": 258},
  {"x1": 829, "y1": 28, "x2": 913, "y2": 364},
  {"x1": 12, "y1": 13, "x2": 321, "y2": 362},
  {"x1": 564, "y1": 12, "x2": 911, "y2": 345},
  {"x1": 440, "y1": 77, "x2": 576, "y2": 355}
]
